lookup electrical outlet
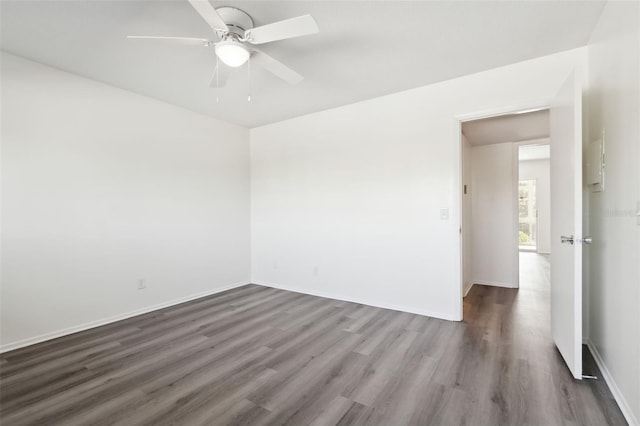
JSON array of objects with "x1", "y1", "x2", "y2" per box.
[
  {"x1": 313, "y1": 266, "x2": 319, "y2": 276},
  {"x1": 440, "y1": 208, "x2": 449, "y2": 220},
  {"x1": 137, "y1": 279, "x2": 146, "y2": 290}
]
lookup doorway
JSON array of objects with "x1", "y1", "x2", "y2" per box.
[
  {"x1": 518, "y1": 143, "x2": 551, "y2": 256},
  {"x1": 458, "y1": 73, "x2": 584, "y2": 380},
  {"x1": 459, "y1": 108, "x2": 550, "y2": 305},
  {"x1": 517, "y1": 143, "x2": 551, "y2": 304}
]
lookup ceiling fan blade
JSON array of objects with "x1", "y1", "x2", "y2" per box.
[
  {"x1": 209, "y1": 63, "x2": 229, "y2": 88},
  {"x1": 127, "y1": 36, "x2": 211, "y2": 46},
  {"x1": 251, "y1": 49, "x2": 303, "y2": 85},
  {"x1": 246, "y1": 15, "x2": 318, "y2": 45},
  {"x1": 187, "y1": 0, "x2": 228, "y2": 34}
]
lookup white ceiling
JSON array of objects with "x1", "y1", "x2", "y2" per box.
[
  {"x1": 462, "y1": 109, "x2": 549, "y2": 146},
  {"x1": 1, "y1": 1, "x2": 604, "y2": 128}
]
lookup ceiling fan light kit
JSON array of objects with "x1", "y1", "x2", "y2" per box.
[
  {"x1": 215, "y1": 39, "x2": 250, "y2": 67},
  {"x1": 127, "y1": 0, "x2": 319, "y2": 87}
]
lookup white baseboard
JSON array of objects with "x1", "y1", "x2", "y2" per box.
[
  {"x1": 0, "y1": 282, "x2": 250, "y2": 353},
  {"x1": 473, "y1": 280, "x2": 516, "y2": 289},
  {"x1": 253, "y1": 281, "x2": 460, "y2": 322},
  {"x1": 585, "y1": 339, "x2": 639, "y2": 426},
  {"x1": 463, "y1": 282, "x2": 475, "y2": 297}
]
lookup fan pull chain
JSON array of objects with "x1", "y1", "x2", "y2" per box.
[
  {"x1": 247, "y1": 55, "x2": 251, "y2": 102},
  {"x1": 216, "y1": 56, "x2": 220, "y2": 103}
]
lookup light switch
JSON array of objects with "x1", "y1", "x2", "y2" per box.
[{"x1": 440, "y1": 208, "x2": 449, "y2": 220}]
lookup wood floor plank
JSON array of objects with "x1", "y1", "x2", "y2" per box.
[
  {"x1": 309, "y1": 396, "x2": 354, "y2": 426},
  {"x1": 0, "y1": 254, "x2": 629, "y2": 425}
]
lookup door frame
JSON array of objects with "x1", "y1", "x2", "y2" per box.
[{"x1": 454, "y1": 102, "x2": 549, "y2": 321}]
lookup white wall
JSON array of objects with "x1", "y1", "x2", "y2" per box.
[
  {"x1": 519, "y1": 157, "x2": 551, "y2": 254},
  {"x1": 1, "y1": 53, "x2": 251, "y2": 350},
  {"x1": 470, "y1": 142, "x2": 518, "y2": 288},
  {"x1": 251, "y1": 48, "x2": 587, "y2": 321},
  {"x1": 586, "y1": 1, "x2": 640, "y2": 424}
]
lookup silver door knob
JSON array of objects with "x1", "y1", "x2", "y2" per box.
[
  {"x1": 581, "y1": 236, "x2": 593, "y2": 244},
  {"x1": 561, "y1": 235, "x2": 574, "y2": 245}
]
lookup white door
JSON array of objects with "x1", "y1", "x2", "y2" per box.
[{"x1": 550, "y1": 71, "x2": 583, "y2": 379}]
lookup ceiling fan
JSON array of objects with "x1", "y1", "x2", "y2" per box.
[{"x1": 128, "y1": 0, "x2": 319, "y2": 86}]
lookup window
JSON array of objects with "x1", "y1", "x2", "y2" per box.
[{"x1": 519, "y1": 179, "x2": 537, "y2": 248}]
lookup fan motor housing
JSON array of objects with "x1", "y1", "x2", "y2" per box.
[{"x1": 215, "y1": 7, "x2": 254, "y2": 38}]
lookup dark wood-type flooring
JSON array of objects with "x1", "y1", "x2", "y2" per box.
[{"x1": 0, "y1": 253, "x2": 627, "y2": 425}]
